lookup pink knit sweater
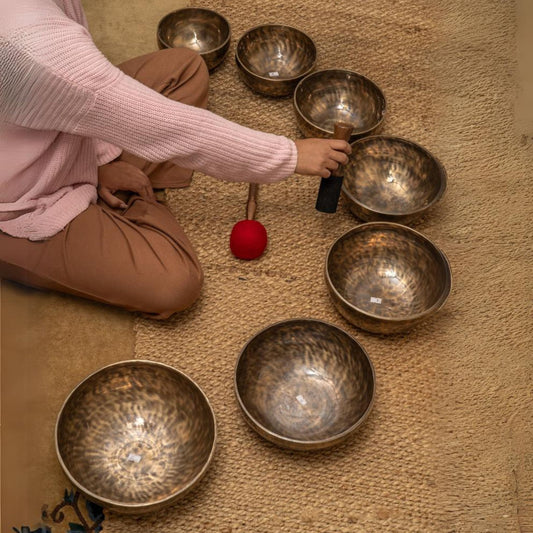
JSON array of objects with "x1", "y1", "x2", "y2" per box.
[{"x1": 0, "y1": 0, "x2": 297, "y2": 240}]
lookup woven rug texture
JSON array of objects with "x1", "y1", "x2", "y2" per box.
[{"x1": 99, "y1": 0, "x2": 531, "y2": 531}]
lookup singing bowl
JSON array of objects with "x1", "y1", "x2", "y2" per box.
[
  {"x1": 157, "y1": 8, "x2": 230, "y2": 70},
  {"x1": 235, "y1": 25, "x2": 317, "y2": 97},
  {"x1": 294, "y1": 69, "x2": 386, "y2": 141},
  {"x1": 235, "y1": 319, "x2": 375, "y2": 450},
  {"x1": 326, "y1": 223, "x2": 451, "y2": 334},
  {"x1": 55, "y1": 361, "x2": 216, "y2": 514},
  {"x1": 342, "y1": 136, "x2": 447, "y2": 224}
]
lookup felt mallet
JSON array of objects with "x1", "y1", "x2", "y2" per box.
[
  {"x1": 230, "y1": 183, "x2": 268, "y2": 260},
  {"x1": 315, "y1": 122, "x2": 354, "y2": 213}
]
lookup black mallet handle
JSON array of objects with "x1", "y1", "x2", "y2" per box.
[{"x1": 315, "y1": 122, "x2": 354, "y2": 213}]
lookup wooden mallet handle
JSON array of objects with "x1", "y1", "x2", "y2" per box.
[
  {"x1": 246, "y1": 183, "x2": 258, "y2": 220},
  {"x1": 315, "y1": 122, "x2": 353, "y2": 213}
]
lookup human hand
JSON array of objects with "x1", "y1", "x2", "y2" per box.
[
  {"x1": 97, "y1": 160, "x2": 156, "y2": 209},
  {"x1": 294, "y1": 138, "x2": 352, "y2": 178}
]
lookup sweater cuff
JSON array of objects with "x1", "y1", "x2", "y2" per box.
[{"x1": 94, "y1": 139, "x2": 122, "y2": 166}]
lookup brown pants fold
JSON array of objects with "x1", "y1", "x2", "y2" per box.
[
  {"x1": 117, "y1": 47, "x2": 209, "y2": 189},
  {"x1": 0, "y1": 48, "x2": 209, "y2": 319}
]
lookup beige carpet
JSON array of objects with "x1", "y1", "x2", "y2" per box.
[
  {"x1": 111, "y1": 0, "x2": 529, "y2": 532},
  {"x1": 1, "y1": 0, "x2": 531, "y2": 531},
  {"x1": 0, "y1": 282, "x2": 134, "y2": 531}
]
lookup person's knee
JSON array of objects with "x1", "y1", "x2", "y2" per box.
[
  {"x1": 145, "y1": 262, "x2": 204, "y2": 319},
  {"x1": 161, "y1": 47, "x2": 209, "y2": 83},
  {"x1": 157, "y1": 48, "x2": 209, "y2": 107},
  {"x1": 168, "y1": 46, "x2": 206, "y2": 70}
]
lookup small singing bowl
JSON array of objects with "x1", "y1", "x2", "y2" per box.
[
  {"x1": 235, "y1": 25, "x2": 317, "y2": 97},
  {"x1": 157, "y1": 8, "x2": 230, "y2": 71},
  {"x1": 55, "y1": 361, "x2": 216, "y2": 514},
  {"x1": 294, "y1": 69, "x2": 386, "y2": 141},
  {"x1": 342, "y1": 136, "x2": 447, "y2": 224},
  {"x1": 235, "y1": 319, "x2": 375, "y2": 450},
  {"x1": 326, "y1": 223, "x2": 451, "y2": 334}
]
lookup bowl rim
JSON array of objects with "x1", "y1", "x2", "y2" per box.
[
  {"x1": 55, "y1": 359, "x2": 217, "y2": 512},
  {"x1": 341, "y1": 135, "x2": 447, "y2": 217},
  {"x1": 233, "y1": 317, "x2": 376, "y2": 448},
  {"x1": 293, "y1": 68, "x2": 387, "y2": 137},
  {"x1": 235, "y1": 24, "x2": 317, "y2": 83},
  {"x1": 325, "y1": 222, "x2": 452, "y2": 323},
  {"x1": 156, "y1": 7, "x2": 231, "y2": 55}
]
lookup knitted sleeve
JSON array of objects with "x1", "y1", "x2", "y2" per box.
[{"x1": 0, "y1": 18, "x2": 298, "y2": 183}]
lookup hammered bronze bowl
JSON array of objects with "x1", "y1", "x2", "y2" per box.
[
  {"x1": 342, "y1": 136, "x2": 447, "y2": 224},
  {"x1": 294, "y1": 69, "x2": 386, "y2": 141},
  {"x1": 326, "y1": 223, "x2": 451, "y2": 334},
  {"x1": 55, "y1": 361, "x2": 216, "y2": 514},
  {"x1": 235, "y1": 319, "x2": 375, "y2": 450},
  {"x1": 157, "y1": 8, "x2": 230, "y2": 70},
  {"x1": 235, "y1": 25, "x2": 317, "y2": 97}
]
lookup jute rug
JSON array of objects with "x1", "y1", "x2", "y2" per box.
[
  {"x1": 3, "y1": 0, "x2": 529, "y2": 531},
  {"x1": 105, "y1": 0, "x2": 531, "y2": 532}
]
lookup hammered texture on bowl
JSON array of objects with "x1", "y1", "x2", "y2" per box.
[
  {"x1": 294, "y1": 69, "x2": 386, "y2": 140},
  {"x1": 326, "y1": 223, "x2": 451, "y2": 333},
  {"x1": 56, "y1": 361, "x2": 216, "y2": 514},
  {"x1": 235, "y1": 25, "x2": 316, "y2": 96},
  {"x1": 235, "y1": 319, "x2": 375, "y2": 450},
  {"x1": 342, "y1": 136, "x2": 447, "y2": 223},
  {"x1": 157, "y1": 8, "x2": 230, "y2": 70}
]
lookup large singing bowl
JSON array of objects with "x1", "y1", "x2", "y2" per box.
[
  {"x1": 56, "y1": 361, "x2": 216, "y2": 514},
  {"x1": 235, "y1": 319, "x2": 375, "y2": 450},
  {"x1": 236, "y1": 25, "x2": 317, "y2": 96},
  {"x1": 343, "y1": 136, "x2": 447, "y2": 224},
  {"x1": 326, "y1": 223, "x2": 452, "y2": 334},
  {"x1": 157, "y1": 8, "x2": 231, "y2": 70},
  {"x1": 294, "y1": 69, "x2": 386, "y2": 141}
]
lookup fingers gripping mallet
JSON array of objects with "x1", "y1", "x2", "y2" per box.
[
  {"x1": 230, "y1": 183, "x2": 268, "y2": 260},
  {"x1": 315, "y1": 122, "x2": 354, "y2": 213}
]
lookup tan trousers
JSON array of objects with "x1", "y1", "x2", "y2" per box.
[{"x1": 0, "y1": 48, "x2": 209, "y2": 319}]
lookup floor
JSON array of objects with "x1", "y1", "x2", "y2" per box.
[{"x1": 1, "y1": 0, "x2": 531, "y2": 530}]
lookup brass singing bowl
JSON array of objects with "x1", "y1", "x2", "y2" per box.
[
  {"x1": 342, "y1": 136, "x2": 447, "y2": 224},
  {"x1": 157, "y1": 8, "x2": 230, "y2": 71},
  {"x1": 235, "y1": 319, "x2": 375, "y2": 450},
  {"x1": 326, "y1": 223, "x2": 451, "y2": 334},
  {"x1": 294, "y1": 69, "x2": 386, "y2": 141},
  {"x1": 55, "y1": 361, "x2": 216, "y2": 514},
  {"x1": 235, "y1": 25, "x2": 317, "y2": 97}
]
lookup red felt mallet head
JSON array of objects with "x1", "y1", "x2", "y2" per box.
[{"x1": 230, "y1": 183, "x2": 268, "y2": 260}]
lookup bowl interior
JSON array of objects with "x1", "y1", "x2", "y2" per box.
[
  {"x1": 236, "y1": 320, "x2": 374, "y2": 443},
  {"x1": 295, "y1": 70, "x2": 385, "y2": 134},
  {"x1": 327, "y1": 225, "x2": 450, "y2": 320},
  {"x1": 344, "y1": 137, "x2": 445, "y2": 215},
  {"x1": 159, "y1": 9, "x2": 229, "y2": 53},
  {"x1": 57, "y1": 362, "x2": 215, "y2": 507},
  {"x1": 237, "y1": 25, "x2": 316, "y2": 80}
]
